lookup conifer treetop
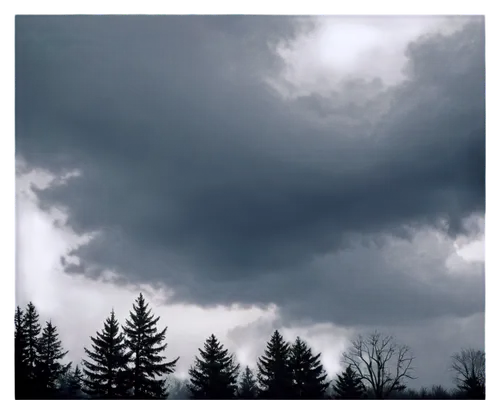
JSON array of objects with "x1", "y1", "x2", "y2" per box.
[
  {"x1": 82, "y1": 308, "x2": 130, "y2": 399},
  {"x1": 123, "y1": 293, "x2": 179, "y2": 398},
  {"x1": 23, "y1": 301, "x2": 42, "y2": 370},
  {"x1": 289, "y1": 336, "x2": 329, "y2": 399},
  {"x1": 238, "y1": 366, "x2": 258, "y2": 399},
  {"x1": 188, "y1": 334, "x2": 240, "y2": 399},
  {"x1": 332, "y1": 365, "x2": 365, "y2": 399},
  {"x1": 257, "y1": 330, "x2": 294, "y2": 399},
  {"x1": 37, "y1": 320, "x2": 71, "y2": 397}
]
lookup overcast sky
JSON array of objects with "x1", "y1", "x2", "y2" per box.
[{"x1": 15, "y1": 15, "x2": 485, "y2": 389}]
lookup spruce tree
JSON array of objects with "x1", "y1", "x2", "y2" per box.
[
  {"x1": 18, "y1": 302, "x2": 41, "y2": 398},
  {"x1": 257, "y1": 330, "x2": 293, "y2": 399},
  {"x1": 23, "y1": 301, "x2": 42, "y2": 398},
  {"x1": 15, "y1": 306, "x2": 29, "y2": 399},
  {"x1": 36, "y1": 320, "x2": 71, "y2": 398},
  {"x1": 237, "y1": 366, "x2": 258, "y2": 399},
  {"x1": 65, "y1": 365, "x2": 85, "y2": 399},
  {"x1": 289, "y1": 337, "x2": 329, "y2": 399},
  {"x1": 123, "y1": 293, "x2": 179, "y2": 398},
  {"x1": 188, "y1": 334, "x2": 240, "y2": 399},
  {"x1": 331, "y1": 365, "x2": 365, "y2": 399},
  {"x1": 15, "y1": 307, "x2": 27, "y2": 353},
  {"x1": 82, "y1": 309, "x2": 130, "y2": 398}
]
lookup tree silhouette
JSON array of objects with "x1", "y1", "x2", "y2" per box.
[
  {"x1": 428, "y1": 384, "x2": 452, "y2": 399},
  {"x1": 331, "y1": 365, "x2": 365, "y2": 399},
  {"x1": 123, "y1": 293, "x2": 179, "y2": 398},
  {"x1": 289, "y1": 336, "x2": 329, "y2": 399},
  {"x1": 14, "y1": 298, "x2": 483, "y2": 400},
  {"x1": 188, "y1": 334, "x2": 240, "y2": 399},
  {"x1": 22, "y1": 302, "x2": 42, "y2": 398},
  {"x1": 461, "y1": 376, "x2": 485, "y2": 399},
  {"x1": 15, "y1": 306, "x2": 29, "y2": 399},
  {"x1": 342, "y1": 331, "x2": 415, "y2": 399},
  {"x1": 82, "y1": 309, "x2": 130, "y2": 398},
  {"x1": 36, "y1": 320, "x2": 71, "y2": 398},
  {"x1": 64, "y1": 365, "x2": 85, "y2": 399},
  {"x1": 451, "y1": 348, "x2": 485, "y2": 399},
  {"x1": 237, "y1": 366, "x2": 258, "y2": 399},
  {"x1": 257, "y1": 330, "x2": 293, "y2": 399}
]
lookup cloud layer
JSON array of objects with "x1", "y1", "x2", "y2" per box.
[{"x1": 16, "y1": 16, "x2": 484, "y2": 329}]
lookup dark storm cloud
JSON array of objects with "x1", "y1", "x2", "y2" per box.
[{"x1": 16, "y1": 16, "x2": 485, "y2": 326}]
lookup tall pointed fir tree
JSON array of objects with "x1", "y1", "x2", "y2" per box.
[
  {"x1": 82, "y1": 309, "x2": 130, "y2": 398},
  {"x1": 24, "y1": 302, "x2": 41, "y2": 374},
  {"x1": 36, "y1": 320, "x2": 71, "y2": 398},
  {"x1": 237, "y1": 366, "x2": 258, "y2": 399},
  {"x1": 188, "y1": 334, "x2": 240, "y2": 399},
  {"x1": 289, "y1": 337, "x2": 329, "y2": 399},
  {"x1": 22, "y1": 301, "x2": 42, "y2": 398},
  {"x1": 123, "y1": 293, "x2": 179, "y2": 398},
  {"x1": 14, "y1": 306, "x2": 26, "y2": 349},
  {"x1": 257, "y1": 330, "x2": 294, "y2": 399},
  {"x1": 15, "y1": 306, "x2": 29, "y2": 399},
  {"x1": 331, "y1": 365, "x2": 365, "y2": 399}
]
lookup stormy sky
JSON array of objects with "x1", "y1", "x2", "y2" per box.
[{"x1": 15, "y1": 15, "x2": 485, "y2": 389}]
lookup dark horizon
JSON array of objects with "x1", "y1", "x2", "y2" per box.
[{"x1": 15, "y1": 294, "x2": 485, "y2": 399}]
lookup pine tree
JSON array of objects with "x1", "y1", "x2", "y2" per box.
[
  {"x1": 289, "y1": 337, "x2": 329, "y2": 399},
  {"x1": 123, "y1": 293, "x2": 179, "y2": 398},
  {"x1": 19, "y1": 302, "x2": 41, "y2": 399},
  {"x1": 36, "y1": 320, "x2": 71, "y2": 398},
  {"x1": 65, "y1": 365, "x2": 85, "y2": 399},
  {"x1": 332, "y1": 365, "x2": 365, "y2": 399},
  {"x1": 15, "y1": 307, "x2": 27, "y2": 356},
  {"x1": 237, "y1": 366, "x2": 258, "y2": 399},
  {"x1": 15, "y1": 306, "x2": 29, "y2": 399},
  {"x1": 82, "y1": 309, "x2": 130, "y2": 398},
  {"x1": 24, "y1": 302, "x2": 41, "y2": 377},
  {"x1": 188, "y1": 334, "x2": 240, "y2": 399},
  {"x1": 257, "y1": 330, "x2": 293, "y2": 399}
]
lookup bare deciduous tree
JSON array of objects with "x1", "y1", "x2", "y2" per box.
[
  {"x1": 342, "y1": 331, "x2": 415, "y2": 399},
  {"x1": 451, "y1": 348, "x2": 486, "y2": 386}
]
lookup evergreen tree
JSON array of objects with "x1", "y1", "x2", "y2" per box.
[
  {"x1": 188, "y1": 334, "x2": 240, "y2": 399},
  {"x1": 289, "y1": 337, "x2": 329, "y2": 399},
  {"x1": 332, "y1": 365, "x2": 365, "y2": 399},
  {"x1": 24, "y1": 302, "x2": 41, "y2": 376},
  {"x1": 36, "y1": 320, "x2": 71, "y2": 398},
  {"x1": 123, "y1": 293, "x2": 179, "y2": 398},
  {"x1": 18, "y1": 302, "x2": 41, "y2": 399},
  {"x1": 15, "y1": 306, "x2": 29, "y2": 399},
  {"x1": 256, "y1": 330, "x2": 293, "y2": 399},
  {"x1": 64, "y1": 365, "x2": 85, "y2": 399},
  {"x1": 82, "y1": 309, "x2": 130, "y2": 398},
  {"x1": 12, "y1": 306, "x2": 26, "y2": 352},
  {"x1": 237, "y1": 366, "x2": 258, "y2": 399}
]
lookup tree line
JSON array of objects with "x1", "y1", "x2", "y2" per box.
[{"x1": 15, "y1": 293, "x2": 485, "y2": 399}]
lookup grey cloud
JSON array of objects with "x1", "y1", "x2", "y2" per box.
[{"x1": 16, "y1": 16, "x2": 484, "y2": 326}]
